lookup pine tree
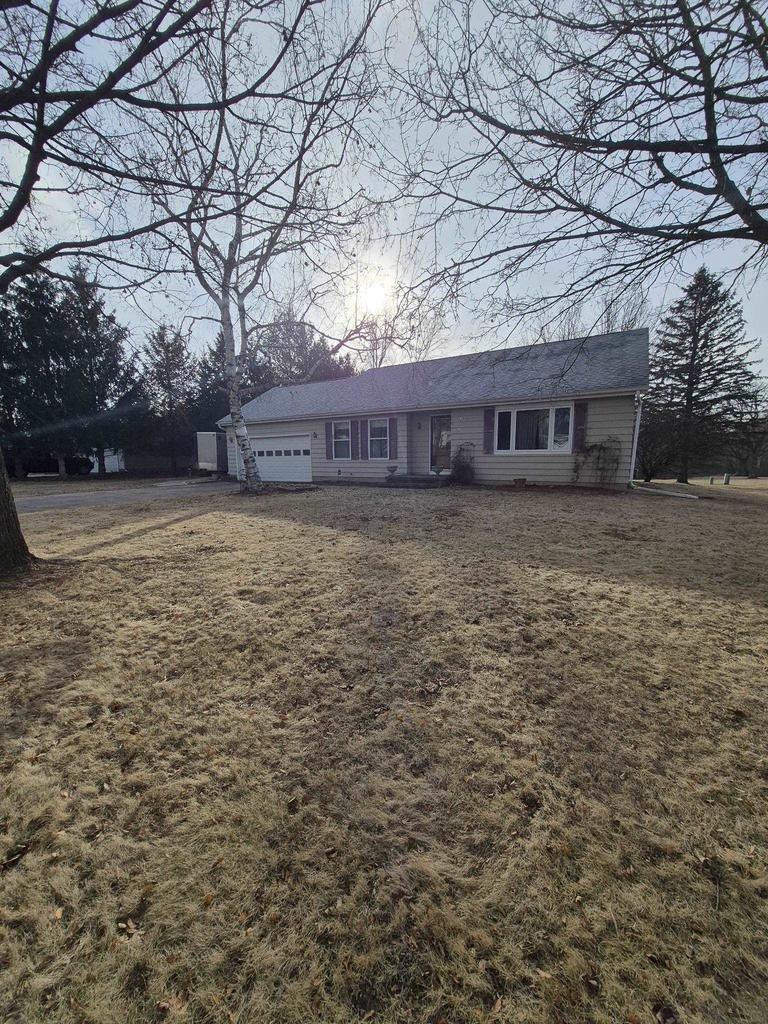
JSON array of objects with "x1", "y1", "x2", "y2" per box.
[
  {"x1": 142, "y1": 326, "x2": 197, "y2": 473},
  {"x1": 193, "y1": 332, "x2": 275, "y2": 432},
  {"x1": 7, "y1": 273, "x2": 77, "y2": 477},
  {"x1": 0, "y1": 287, "x2": 26, "y2": 478},
  {"x1": 649, "y1": 267, "x2": 757, "y2": 483},
  {"x1": 259, "y1": 315, "x2": 356, "y2": 384},
  {"x1": 60, "y1": 263, "x2": 132, "y2": 474},
  {"x1": 725, "y1": 388, "x2": 768, "y2": 479}
]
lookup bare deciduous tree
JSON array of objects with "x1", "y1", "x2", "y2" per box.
[
  {"x1": 140, "y1": 0, "x2": 382, "y2": 490},
  {"x1": 0, "y1": 0, "x2": 326, "y2": 569},
  {"x1": 0, "y1": 0, "x2": 315, "y2": 290},
  {"x1": 398, "y1": 0, "x2": 768, "y2": 331}
]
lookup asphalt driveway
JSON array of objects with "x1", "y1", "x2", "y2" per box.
[{"x1": 14, "y1": 480, "x2": 237, "y2": 512}]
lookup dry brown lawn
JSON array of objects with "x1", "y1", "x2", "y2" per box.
[
  {"x1": 10, "y1": 477, "x2": 184, "y2": 497},
  {"x1": 1, "y1": 484, "x2": 767, "y2": 1024}
]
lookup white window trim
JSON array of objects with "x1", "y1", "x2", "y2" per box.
[
  {"x1": 494, "y1": 402, "x2": 574, "y2": 455},
  {"x1": 368, "y1": 417, "x2": 389, "y2": 460},
  {"x1": 332, "y1": 419, "x2": 352, "y2": 461}
]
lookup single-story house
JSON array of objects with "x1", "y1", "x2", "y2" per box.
[{"x1": 218, "y1": 329, "x2": 649, "y2": 489}]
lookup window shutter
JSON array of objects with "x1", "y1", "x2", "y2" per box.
[
  {"x1": 388, "y1": 416, "x2": 398, "y2": 459},
  {"x1": 483, "y1": 407, "x2": 495, "y2": 453},
  {"x1": 573, "y1": 401, "x2": 588, "y2": 452},
  {"x1": 351, "y1": 419, "x2": 360, "y2": 460},
  {"x1": 325, "y1": 421, "x2": 333, "y2": 460},
  {"x1": 359, "y1": 419, "x2": 369, "y2": 460}
]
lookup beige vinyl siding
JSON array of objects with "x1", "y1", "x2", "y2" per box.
[
  {"x1": 226, "y1": 414, "x2": 410, "y2": 482},
  {"x1": 313, "y1": 414, "x2": 409, "y2": 482},
  {"x1": 225, "y1": 397, "x2": 635, "y2": 486},
  {"x1": 408, "y1": 396, "x2": 637, "y2": 487}
]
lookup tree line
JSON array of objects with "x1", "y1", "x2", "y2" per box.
[
  {"x1": 637, "y1": 268, "x2": 768, "y2": 484},
  {"x1": 0, "y1": 266, "x2": 354, "y2": 479}
]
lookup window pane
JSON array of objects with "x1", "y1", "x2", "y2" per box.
[
  {"x1": 274, "y1": 450, "x2": 282, "y2": 456},
  {"x1": 265, "y1": 450, "x2": 273, "y2": 456},
  {"x1": 515, "y1": 409, "x2": 549, "y2": 450},
  {"x1": 553, "y1": 407, "x2": 570, "y2": 449},
  {"x1": 497, "y1": 410, "x2": 512, "y2": 450},
  {"x1": 293, "y1": 449, "x2": 301, "y2": 456},
  {"x1": 370, "y1": 438, "x2": 388, "y2": 458},
  {"x1": 369, "y1": 419, "x2": 388, "y2": 438},
  {"x1": 334, "y1": 440, "x2": 350, "y2": 459},
  {"x1": 333, "y1": 422, "x2": 350, "y2": 440},
  {"x1": 257, "y1": 451, "x2": 264, "y2": 457},
  {"x1": 302, "y1": 449, "x2": 310, "y2": 456}
]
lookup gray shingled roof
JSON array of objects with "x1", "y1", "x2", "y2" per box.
[{"x1": 218, "y1": 329, "x2": 648, "y2": 426}]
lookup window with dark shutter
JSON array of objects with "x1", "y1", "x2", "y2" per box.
[
  {"x1": 496, "y1": 410, "x2": 512, "y2": 451},
  {"x1": 483, "y1": 407, "x2": 495, "y2": 453},
  {"x1": 359, "y1": 419, "x2": 369, "y2": 460},
  {"x1": 369, "y1": 418, "x2": 389, "y2": 459},
  {"x1": 572, "y1": 401, "x2": 588, "y2": 452},
  {"x1": 332, "y1": 421, "x2": 351, "y2": 459},
  {"x1": 388, "y1": 417, "x2": 398, "y2": 459},
  {"x1": 325, "y1": 422, "x2": 333, "y2": 460}
]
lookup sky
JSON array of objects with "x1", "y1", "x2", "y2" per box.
[{"x1": 2, "y1": 0, "x2": 765, "y2": 376}]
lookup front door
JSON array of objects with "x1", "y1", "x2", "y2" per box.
[{"x1": 430, "y1": 414, "x2": 451, "y2": 473}]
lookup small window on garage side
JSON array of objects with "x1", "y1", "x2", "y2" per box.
[
  {"x1": 302, "y1": 449, "x2": 310, "y2": 456},
  {"x1": 333, "y1": 421, "x2": 351, "y2": 459},
  {"x1": 274, "y1": 449, "x2": 283, "y2": 456},
  {"x1": 293, "y1": 449, "x2": 301, "y2": 456},
  {"x1": 284, "y1": 450, "x2": 292, "y2": 456},
  {"x1": 496, "y1": 410, "x2": 512, "y2": 451},
  {"x1": 257, "y1": 450, "x2": 265, "y2": 457},
  {"x1": 265, "y1": 450, "x2": 273, "y2": 456},
  {"x1": 369, "y1": 418, "x2": 389, "y2": 459}
]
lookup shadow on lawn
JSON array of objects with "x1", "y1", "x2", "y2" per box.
[
  {"x1": 62, "y1": 509, "x2": 212, "y2": 558},
  {"x1": 223, "y1": 486, "x2": 768, "y2": 606}
]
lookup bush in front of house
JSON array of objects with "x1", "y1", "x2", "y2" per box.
[{"x1": 448, "y1": 444, "x2": 475, "y2": 485}]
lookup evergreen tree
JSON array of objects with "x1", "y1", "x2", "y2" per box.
[
  {"x1": 59, "y1": 263, "x2": 133, "y2": 474},
  {"x1": 3, "y1": 273, "x2": 79, "y2": 477},
  {"x1": 649, "y1": 267, "x2": 757, "y2": 483},
  {"x1": 142, "y1": 326, "x2": 197, "y2": 473},
  {"x1": 0, "y1": 287, "x2": 26, "y2": 477},
  {"x1": 725, "y1": 387, "x2": 768, "y2": 479},
  {"x1": 259, "y1": 315, "x2": 356, "y2": 384},
  {"x1": 193, "y1": 332, "x2": 275, "y2": 432}
]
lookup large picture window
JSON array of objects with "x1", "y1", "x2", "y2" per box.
[
  {"x1": 515, "y1": 408, "x2": 550, "y2": 450},
  {"x1": 333, "y1": 421, "x2": 351, "y2": 459},
  {"x1": 369, "y1": 418, "x2": 389, "y2": 459},
  {"x1": 495, "y1": 404, "x2": 572, "y2": 453}
]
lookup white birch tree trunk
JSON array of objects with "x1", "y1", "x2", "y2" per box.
[{"x1": 220, "y1": 292, "x2": 262, "y2": 491}]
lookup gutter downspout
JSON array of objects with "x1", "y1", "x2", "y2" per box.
[{"x1": 628, "y1": 392, "x2": 643, "y2": 487}]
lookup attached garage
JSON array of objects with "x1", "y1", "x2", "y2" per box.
[{"x1": 236, "y1": 433, "x2": 312, "y2": 482}]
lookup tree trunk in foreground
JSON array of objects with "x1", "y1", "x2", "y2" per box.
[
  {"x1": 221, "y1": 299, "x2": 262, "y2": 492},
  {"x1": 56, "y1": 452, "x2": 68, "y2": 480},
  {"x1": 0, "y1": 447, "x2": 31, "y2": 574},
  {"x1": 97, "y1": 448, "x2": 106, "y2": 476}
]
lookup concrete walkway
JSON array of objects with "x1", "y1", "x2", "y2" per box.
[{"x1": 14, "y1": 480, "x2": 237, "y2": 513}]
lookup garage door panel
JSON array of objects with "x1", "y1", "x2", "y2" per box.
[{"x1": 247, "y1": 434, "x2": 312, "y2": 482}]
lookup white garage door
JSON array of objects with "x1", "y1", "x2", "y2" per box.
[{"x1": 245, "y1": 434, "x2": 312, "y2": 482}]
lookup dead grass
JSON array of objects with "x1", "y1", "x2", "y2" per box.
[
  {"x1": 10, "y1": 477, "x2": 179, "y2": 497},
  {"x1": 1, "y1": 485, "x2": 767, "y2": 1024}
]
